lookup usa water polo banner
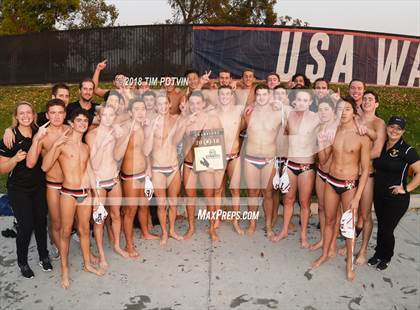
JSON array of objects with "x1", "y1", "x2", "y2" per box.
[{"x1": 192, "y1": 25, "x2": 420, "y2": 87}]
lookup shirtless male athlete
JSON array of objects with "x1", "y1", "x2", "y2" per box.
[
  {"x1": 161, "y1": 74, "x2": 185, "y2": 115},
  {"x1": 85, "y1": 105, "x2": 130, "y2": 268},
  {"x1": 348, "y1": 79, "x2": 365, "y2": 115},
  {"x1": 26, "y1": 99, "x2": 69, "y2": 257},
  {"x1": 244, "y1": 84, "x2": 284, "y2": 238},
  {"x1": 309, "y1": 98, "x2": 339, "y2": 251},
  {"x1": 274, "y1": 89, "x2": 320, "y2": 248},
  {"x1": 143, "y1": 90, "x2": 158, "y2": 122},
  {"x1": 353, "y1": 91, "x2": 386, "y2": 265},
  {"x1": 42, "y1": 109, "x2": 103, "y2": 289},
  {"x1": 271, "y1": 85, "x2": 291, "y2": 229},
  {"x1": 145, "y1": 94, "x2": 184, "y2": 245},
  {"x1": 214, "y1": 86, "x2": 246, "y2": 234},
  {"x1": 312, "y1": 97, "x2": 371, "y2": 281},
  {"x1": 120, "y1": 99, "x2": 157, "y2": 257},
  {"x1": 180, "y1": 91, "x2": 224, "y2": 241}
]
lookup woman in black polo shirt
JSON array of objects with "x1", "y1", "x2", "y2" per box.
[
  {"x1": 0, "y1": 102, "x2": 51, "y2": 278},
  {"x1": 368, "y1": 116, "x2": 420, "y2": 270}
]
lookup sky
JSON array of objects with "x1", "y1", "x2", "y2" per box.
[{"x1": 106, "y1": 0, "x2": 420, "y2": 36}]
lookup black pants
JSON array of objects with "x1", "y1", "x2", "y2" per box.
[
  {"x1": 8, "y1": 185, "x2": 48, "y2": 266},
  {"x1": 373, "y1": 193, "x2": 409, "y2": 262}
]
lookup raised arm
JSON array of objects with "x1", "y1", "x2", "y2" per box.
[
  {"x1": 355, "y1": 117, "x2": 377, "y2": 141},
  {"x1": 2, "y1": 127, "x2": 15, "y2": 149},
  {"x1": 173, "y1": 113, "x2": 195, "y2": 146},
  {"x1": 92, "y1": 60, "x2": 108, "y2": 98},
  {"x1": 317, "y1": 129, "x2": 334, "y2": 165},
  {"x1": 85, "y1": 131, "x2": 108, "y2": 171},
  {"x1": 26, "y1": 121, "x2": 49, "y2": 168},
  {"x1": 42, "y1": 128, "x2": 69, "y2": 172},
  {"x1": 113, "y1": 122, "x2": 132, "y2": 161}
]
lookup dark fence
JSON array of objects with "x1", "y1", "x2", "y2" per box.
[
  {"x1": 0, "y1": 25, "x2": 193, "y2": 85},
  {"x1": 1, "y1": 24, "x2": 419, "y2": 86}
]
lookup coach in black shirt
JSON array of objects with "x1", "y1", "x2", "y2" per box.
[
  {"x1": 0, "y1": 102, "x2": 50, "y2": 279},
  {"x1": 368, "y1": 116, "x2": 420, "y2": 270},
  {"x1": 66, "y1": 78, "x2": 98, "y2": 126}
]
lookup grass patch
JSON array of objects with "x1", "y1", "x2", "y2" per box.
[{"x1": 0, "y1": 83, "x2": 419, "y2": 194}]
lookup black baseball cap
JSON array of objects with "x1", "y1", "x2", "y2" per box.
[{"x1": 387, "y1": 116, "x2": 406, "y2": 129}]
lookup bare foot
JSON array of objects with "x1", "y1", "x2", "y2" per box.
[
  {"x1": 209, "y1": 229, "x2": 220, "y2": 242},
  {"x1": 183, "y1": 228, "x2": 195, "y2": 240},
  {"x1": 125, "y1": 247, "x2": 140, "y2": 258},
  {"x1": 300, "y1": 238, "x2": 310, "y2": 249},
  {"x1": 338, "y1": 246, "x2": 346, "y2": 256},
  {"x1": 309, "y1": 240, "x2": 323, "y2": 251},
  {"x1": 266, "y1": 230, "x2": 274, "y2": 241},
  {"x1": 141, "y1": 233, "x2": 160, "y2": 240},
  {"x1": 99, "y1": 260, "x2": 109, "y2": 270},
  {"x1": 311, "y1": 255, "x2": 329, "y2": 269},
  {"x1": 84, "y1": 264, "x2": 105, "y2": 276},
  {"x1": 232, "y1": 221, "x2": 244, "y2": 235},
  {"x1": 169, "y1": 231, "x2": 184, "y2": 241},
  {"x1": 355, "y1": 252, "x2": 366, "y2": 266},
  {"x1": 160, "y1": 233, "x2": 168, "y2": 246},
  {"x1": 90, "y1": 253, "x2": 99, "y2": 265},
  {"x1": 328, "y1": 247, "x2": 337, "y2": 258},
  {"x1": 272, "y1": 230, "x2": 288, "y2": 242},
  {"x1": 114, "y1": 246, "x2": 130, "y2": 258},
  {"x1": 347, "y1": 270, "x2": 356, "y2": 282},
  {"x1": 61, "y1": 270, "x2": 70, "y2": 289},
  {"x1": 148, "y1": 221, "x2": 153, "y2": 232},
  {"x1": 271, "y1": 214, "x2": 279, "y2": 229},
  {"x1": 246, "y1": 223, "x2": 257, "y2": 236}
]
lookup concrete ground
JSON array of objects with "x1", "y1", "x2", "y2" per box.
[{"x1": 1, "y1": 208, "x2": 419, "y2": 310}]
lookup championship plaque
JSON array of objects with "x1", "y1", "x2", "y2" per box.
[{"x1": 191, "y1": 128, "x2": 226, "y2": 172}]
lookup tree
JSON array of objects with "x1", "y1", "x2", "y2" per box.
[
  {"x1": 167, "y1": 0, "x2": 210, "y2": 24},
  {"x1": 277, "y1": 15, "x2": 309, "y2": 27},
  {"x1": 208, "y1": 0, "x2": 277, "y2": 25},
  {"x1": 0, "y1": 0, "x2": 79, "y2": 35},
  {"x1": 61, "y1": 0, "x2": 119, "y2": 30},
  {"x1": 0, "y1": 0, "x2": 119, "y2": 35},
  {"x1": 168, "y1": 0, "x2": 277, "y2": 25}
]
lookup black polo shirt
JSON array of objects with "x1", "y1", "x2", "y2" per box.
[
  {"x1": 0, "y1": 127, "x2": 44, "y2": 191},
  {"x1": 373, "y1": 138, "x2": 420, "y2": 197},
  {"x1": 65, "y1": 101, "x2": 98, "y2": 125}
]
